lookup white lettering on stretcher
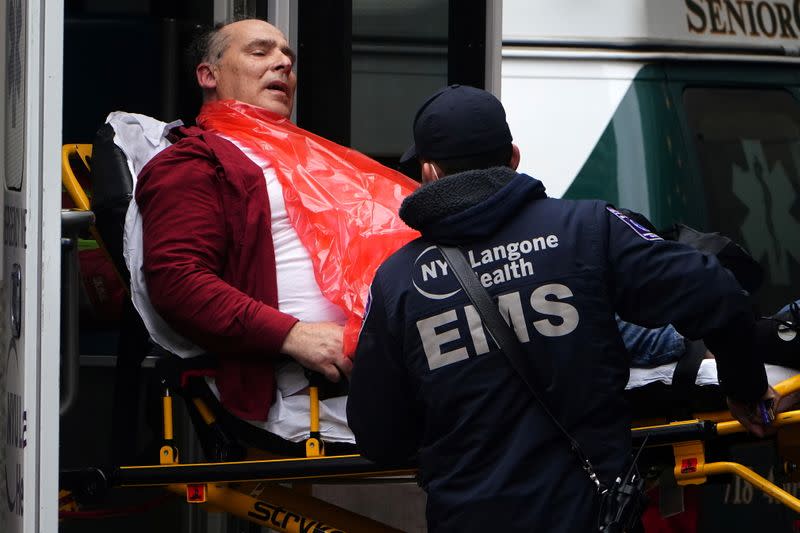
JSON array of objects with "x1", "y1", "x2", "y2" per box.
[{"x1": 417, "y1": 283, "x2": 580, "y2": 371}]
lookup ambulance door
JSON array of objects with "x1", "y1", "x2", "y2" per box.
[{"x1": 0, "y1": 0, "x2": 63, "y2": 532}]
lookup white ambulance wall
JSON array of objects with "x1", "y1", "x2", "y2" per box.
[
  {"x1": 501, "y1": 58, "x2": 640, "y2": 198},
  {"x1": 1, "y1": 0, "x2": 62, "y2": 531},
  {"x1": 503, "y1": 0, "x2": 651, "y2": 43}
]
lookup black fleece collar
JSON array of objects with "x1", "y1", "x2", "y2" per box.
[{"x1": 400, "y1": 167, "x2": 547, "y2": 244}]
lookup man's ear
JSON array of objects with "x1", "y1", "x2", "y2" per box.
[
  {"x1": 510, "y1": 144, "x2": 521, "y2": 171},
  {"x1": 196, "y1": 63, "x2": 218, "y2": 90},
  {"x1": 421, "y1": 161, "x2": 441, "y2": 184}
]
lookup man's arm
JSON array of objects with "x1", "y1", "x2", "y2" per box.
[
  {"x1": 282, "y1": 321, "x2": 351, "y2": 381},
  {"x1": 347, "y1": 278, "x2": 419, "y2": 464},
  {"x1": 136, "y1": 144, "x2": 297, "y2": 356},
  {"x1": 617, "y1": 317, "x2": 687, "y2": 367},
  {"x1": 603, "y1": 206, "x2": 768, "y2": 405}
]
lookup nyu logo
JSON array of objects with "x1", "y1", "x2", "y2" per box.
[{"x1": 412, "y1": 246, "x2": 463, "y2": 300}]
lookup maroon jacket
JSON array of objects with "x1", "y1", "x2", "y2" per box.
[{"x1": 136, "y1": 127, "x2": 298, "y2": 421}]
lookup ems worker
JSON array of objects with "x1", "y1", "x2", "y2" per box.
[{"x1": 346, "y1": 85, "x2": 777, "y2": 532}]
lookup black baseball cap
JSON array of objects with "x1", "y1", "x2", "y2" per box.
[{"x1": 399, "y1": 84, "x2": 512, "y2": 164}]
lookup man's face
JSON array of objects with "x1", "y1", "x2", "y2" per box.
[{"x1": 205, "y1": 19, "x2": 297, "y2": 117}]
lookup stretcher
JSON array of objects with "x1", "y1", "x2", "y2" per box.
[{"x1": 59, "y1": 142, "x2": 800, "y2": 531}]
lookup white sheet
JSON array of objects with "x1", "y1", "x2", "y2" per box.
[{"x1": 626, "y1": 360, "x2": 797, "y2": 389}]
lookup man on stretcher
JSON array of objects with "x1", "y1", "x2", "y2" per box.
[
  {"x1": 618, "y1": 212, "x2": 800, "y2": 425},
  {"x1": 129, "y1": 18, "x2": 417, "y2": 447},
  {"x1": 618, "y1": 210, "x2": 799, "y2": 379}
]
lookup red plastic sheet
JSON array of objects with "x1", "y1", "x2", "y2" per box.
[{"x1": 198, "y1": 101, "x2": 420, "y2": 356}]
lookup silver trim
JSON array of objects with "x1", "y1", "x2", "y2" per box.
[
  {"x1": 502, "y1": 47, "x2": 800, "y2": 64},
  {"x1": 502, "y1": 36, "x2": 799, "y2": 56},
  {"x1": 213, "y1": 0, "x2": 233, "y2": 24},
  {"x1": 267, "y1": 0, "x2": 298, "y2": 123},
  {"x1": 351, "y1": 42, "x2": 446, "y2": 56},
  {"x1": 485, "y1": 0, "x2": 502, "y2": 97}
]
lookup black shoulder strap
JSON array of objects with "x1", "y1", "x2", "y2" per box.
[
  {"x1": 669, "y1": 339, "x2": 707, "y2": 421},
  {"x1": 437, "y1": 244, "x2": 602, "y2": 492}
]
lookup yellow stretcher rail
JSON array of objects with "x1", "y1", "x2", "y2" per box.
[
  {"x1": 62, "y1": 144, "x2": 92, "y2": 211},
  {"x1": 80, "y1": 358, "x2": 800, "y2": 530},
  {"x1": 775, "y1": 374, "x2": 800, "y2": 396},
  {"x1": 628, "y1": 373, "x2": 800, "y2": 516},
  {"x1": 702, "y1": 462, "x2": 800, "y2": 513},
  {"x1": 166, "y1": 482, "x2": 405, "y2": 533},
  {"x1": 717, "y1": 409, "x2": 800, "y2": 436}
]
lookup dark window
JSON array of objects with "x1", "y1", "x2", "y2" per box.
[
  {"x1": 349, "y1": 0, "x2": 449, "y2": 167},
  {"x1": 684, "y1": 88, "x2": 800, "y2": 313},
  {"x1": 63, "y1": 0, "x2": 212, "y2": 142}
]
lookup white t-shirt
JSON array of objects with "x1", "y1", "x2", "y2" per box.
[{"x1": 217, "y1": 135, "x2": 352, "y2": 442}]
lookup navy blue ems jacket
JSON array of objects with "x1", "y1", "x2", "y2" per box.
[{"x1": 347, "y1": 168, "x2": 766, "y2": 532}]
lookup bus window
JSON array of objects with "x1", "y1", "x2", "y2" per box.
[
  {"x1": 350, "y1": 0, "x2": 449, "y2": 168},
  {"x1": 683, "y1": 87, "x2": 800, "y2": 313}
]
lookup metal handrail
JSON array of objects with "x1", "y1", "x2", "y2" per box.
[{"x1": 60, "y1": 209, "x2": 94, "y2": 416}]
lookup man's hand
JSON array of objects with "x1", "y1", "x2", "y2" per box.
[
  {"x1": 280, "y1": 321, "x2": 353, "y2": 382},
  {"x1": 727, "y1": 385, "x2": 780, "y2": 438}
]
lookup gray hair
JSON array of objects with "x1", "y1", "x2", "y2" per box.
[{"x1": 188, "y1": 16, "x2": 257, "y2": 66}]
